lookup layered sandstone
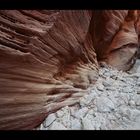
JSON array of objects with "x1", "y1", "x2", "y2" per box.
[
  {"x1": 0, "y1": 10, "x2": 140, "y2": 130},
  {"x1": 0, "y1": 10, "x2": 98, "y2": 130}
]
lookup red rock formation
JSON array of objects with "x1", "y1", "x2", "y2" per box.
[
  {"x1": 92, "y1": 10, "x2": 139, "y2": 70},
  {"x1": 0, "y1": 10, "x2": 140, "y2": 130},
  {"x1": 0, "y1": 10, "x2": 98, "y2": 130}
]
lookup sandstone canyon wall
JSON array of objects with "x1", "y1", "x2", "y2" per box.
[{"x1": 0, "y1": 10, "x2": 139, "y2": 130}]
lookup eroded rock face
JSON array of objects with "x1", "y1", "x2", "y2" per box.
[
  {"x1": 91, "y1": 10, "x2": 140, "y2": 70},
  {"x1": 0, "y1": 10, "x2": 140, "y2": 130},
  {"x1": 0, "y1": 10, "x2": 98, "y2": 130}
]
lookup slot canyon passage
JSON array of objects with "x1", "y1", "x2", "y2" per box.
[{"x1": 1, "y1": 10, "x2": 140, "y2": 130}]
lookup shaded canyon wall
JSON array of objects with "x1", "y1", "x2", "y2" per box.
[{"x1": 0, "y1": 10, "x2": 140, "y2": 129}]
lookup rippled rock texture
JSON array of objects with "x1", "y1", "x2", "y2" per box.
[{"x1": 0, "y1": 10, "x2": 140, "y2": 130}]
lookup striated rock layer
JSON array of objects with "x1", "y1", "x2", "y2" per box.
[
  {"x1": 92, "y1": 10, "x2": 140, "y2": 70},
  {"x1": 0, "y1": 10, "x2": 140, "y2": 130},
  {"x1": 0, "y1": 10, "x2": 98, "y2": 130}
]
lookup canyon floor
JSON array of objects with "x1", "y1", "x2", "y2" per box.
[{"x1": 36, "y1": 59, "x2": 140, "y2": 130}]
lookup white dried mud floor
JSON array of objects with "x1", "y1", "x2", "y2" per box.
[{"x1": 36, "y1": 59, "x2": 140, "y2": 130}]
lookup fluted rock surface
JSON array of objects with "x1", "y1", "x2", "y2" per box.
[
  {"x1": 0, "y1": 10, "x2": 140, "y2": 130},
  {"x1": 92, "y1": 10, "x2": 140, "y2": 70},
  {"x1": 0, "y1": 10, "x2": 98, "y2": 130}
]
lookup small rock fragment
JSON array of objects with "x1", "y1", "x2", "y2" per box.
[
  {"x1": 56, "y1": 110, "x2": 64, "y2": 118},
  {"x1": 71, "y1": 118, "x2": 82, "y2": 129},
  {"x1": 43, "y1": 113, "x2": 56, "y2": 127},
  {"x1": 102, "y1": 79, "x2": 112, "y2": 87},
  {"x1": 73, "y1": 107, "x2": 88, "y2": 119},
  {"x1": 97, "y1": 84, "x2": 104, "y2": 91},
  {"x1": 82, "y1": 117, "x2": 95, "y2": 130},
  {"x1": 96, "y1": 97, "x2": 115, "y2": 112},
  {"x1": 49, "y1": 121, "x2": 67, "y2": 130},
  {"x1": 135, "y1": 96, "x2": 140, "y2": 106}
]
